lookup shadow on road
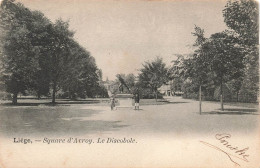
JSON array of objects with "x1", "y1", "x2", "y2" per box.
[
  {"x1": 0, "y1": 107, "x2": 128, "y2": 137},
  {"x1": 140, "y1": 101, "x2": 189, "y2": 106},
  {"x1": 167, "y1": 102, "x2": 189, "y2": 104},
  {"x1": 202, "y1": 108, "x2": 259, "y2": 115}
]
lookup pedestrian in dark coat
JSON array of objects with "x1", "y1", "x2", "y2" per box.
[
  {"x1": 110, "y1": 96, "x2": 116, "y2": 110},
  {"x1": 134, "y1": 93, "x2": 140, "y2": 110}
]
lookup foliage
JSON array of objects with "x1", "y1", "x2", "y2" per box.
[
  {"x1": 171, "y1": 0, "x2": 258, "y2": 104},
  {"x1": 223, "y1": 0, "x2": 259, "y2": 102},
  {"x1": 138, "y1": 57, "x2": 169, "y2": 100},
  {"x1": 169, "y1": 55, "x2": 185, "y2": 92},
  {"x1": 0, "y1": 0, "x2": 103, "y2": 103},
  {"x1": 223, "y1": 0, "x2": 258, "y2": 47},
  {"x1": 0, "y1": 0, "x2": 46, "y2": 103}
]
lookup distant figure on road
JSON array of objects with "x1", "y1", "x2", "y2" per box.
[
  {"x1": 134, "y1": 93, "x2": 140, "y2": 110},
  {"x1": 110, "y1": 96, "x2": 116, "y2": 110}
]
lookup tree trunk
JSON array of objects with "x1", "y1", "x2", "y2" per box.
[
  {"x1": 52, "y1": 81, "x2": 56, "y2": 104},
  {"x1": 220, "y1": 82, "x2": 224, "y2": 111},
  {"x1": 155, "y1": 91, "x2": 158, "y2": 102},
  {"x1": 237, "y1": 91, "x2": 239, "y2": 102},
  {"x1": 12, "y1": 92, "x2": 18, "y2": 105},
  {"x1": 72, "y1": 93, "x2": 77, "y2": 100},
  {"x1": 199, "y1": 85, "x2": 202, "y2": 115},
  {"x1": 37, "y1": 91, "x2": 41, "y2": 100},
  {"x1": 68, "y1": 89, "x2": 71, "y2": 99}
]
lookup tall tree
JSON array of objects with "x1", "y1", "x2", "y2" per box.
[
  {"x1": 125, "y1": 73, "x2": 136, "y2": 93},
  {"x1": 190, "y1": 26, "x2": 209, "y2": 114},
  {"x1": 0, "y1": 0, "x2": 102, "y2": 103},
  {"x1": 203, "y1": 31, "x2": 244, "y2": 110},
  {"x1": 30, "y1": 11, "x2": 52, "y2": 99},
  {"x1": 175, "y1": 26, "x2": 210, "y2": 114},
  {"x1": 47, "y1": 19, "x2": 74, "y2": 103},
  {"x1": 59, "y1": 38, "x2": 101, "y2": 99},
  {"x1": 223, "y1": 0, "x2": 258, "y2": 47},
  {"x1": 169, "y1": 54, "x2": 185, "y2": 94},
  {"x1": 0, "y1": 0, "x2": 48, "y2": 104},
  {"x1": 138, "y1": 57, "x2": 169, "y2": 101},
  {"x1": 82, "y1": 56, "x2": 100, "y2": 98},
  {"x1": 223, "y1": 0, "x2": 259, "y2": 102}
]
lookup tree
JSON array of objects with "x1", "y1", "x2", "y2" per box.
[
  {"x1": 169, "y1": 55, "x2": 184, "y2": 94},
  {"x1": 0, "y1": 0, "x2": 102, "y2": 103},
  {"x1": 97, "y1": 69, "x2": 103, "y2": 81},
  {"x1": 82, "y1": 56, "x2": 100, "y2": 98},
  {"x1": 176, "y1": 26, "x2": 210, "y2": 114},
  {"x1": 125, "y1": 73, "x2": 137, "y2": 93},
  {"x1": 180, "y1": 29, "x2": 244, "y2": 111},
  {"x1": 223, "y1": 0, "x2": 259, "y2": 102},
  {"x1": 227, "y1": 76, "x2": 244, "y2": 102},
  {"x1": 223, "y1": 0, "x2": 258, "y2": 47},
  {"x1": 47, "y1": 19, "x2": 74, "y2": 103},
  {"x1": 59, "y1": 38, "x2": 101, "y2": 99},
  {"x1": 95, "y1": 84, "x2": 109, "y2": 98},
  {"x1": 138, "y1": 57, "x2": 169, "y2": 101},
  {"x1": 0, "y1": 0, "x2": 49, "y2": 104},
  {"x1": 191, "y1": 26, "x2": 211, "y2": 114},
  {"x1": 203, "y1": 31, "x2": 244, "y2": 110},
  {"x1": 29, "y1": 11, "x2": 52, "y2": 99}
]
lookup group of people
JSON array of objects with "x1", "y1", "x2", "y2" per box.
[{"x1": 110, "y1": 93, "x2": 140, "y2": 110}]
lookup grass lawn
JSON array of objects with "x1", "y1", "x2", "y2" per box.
[{"x1": 0, "y1": 98, "x2": 170, "y2": 106}]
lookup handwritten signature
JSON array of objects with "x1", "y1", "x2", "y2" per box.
[{"x1": 200, "y1": 133, "x2": 249, "y2": 166}]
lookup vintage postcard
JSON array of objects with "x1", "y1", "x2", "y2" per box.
[{"x1": 0, "y1": 0, "x2": 259, "y2": 167}]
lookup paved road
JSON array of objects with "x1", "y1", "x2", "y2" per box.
[
  {"x1": 0, "y1": 97, "x2": 259, "y2": 168},
  {"x1": 0, "y1": 97, "x2": 258, "y2": 137},
  {"x1": 85, "y1": 97, "x2": 259, "y2": 136}
]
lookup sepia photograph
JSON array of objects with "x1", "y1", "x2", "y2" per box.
[{"x1": 0, "y1": 0, "x2": 259, "y2": 167}]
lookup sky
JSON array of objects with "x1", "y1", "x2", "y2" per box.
[{"x1": 16, "y1": 0, "x2": 228, "y2": 80}]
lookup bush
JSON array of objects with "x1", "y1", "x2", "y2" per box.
[
  {"x1": 0, "y1": 91, "x2": 12, "y2": 100},
  {"x1": 141, "y1": 92, "x2": 163, "y2": 99}
]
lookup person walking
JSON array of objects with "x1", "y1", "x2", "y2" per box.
[
  {"x1": 134, "y1": 93, "x2": 140, "y2": 110},
  {"x1": 110, "y1": 96, "x2": 116, "y2": 110}
]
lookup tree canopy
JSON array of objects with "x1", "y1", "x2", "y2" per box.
[
  {"x1": 170, "y1": 0, "x2": 258, "y2": 111},
  {"x1": 138, "y1": 57, "x2": 169, "y2": 101},
  {"x1": 0, "y1": 0, "x2": 106, "y2": 104}
]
